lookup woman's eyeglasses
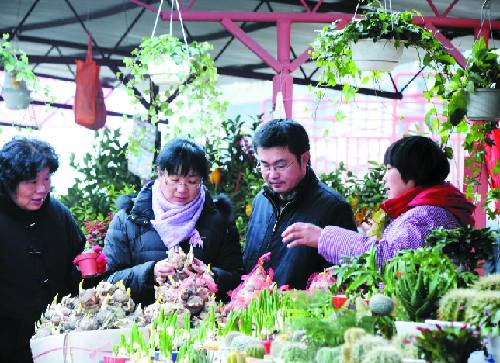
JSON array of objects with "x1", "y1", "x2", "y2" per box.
[{"x1": 163, "y1": 176, "x2": 202, "y2": 189}]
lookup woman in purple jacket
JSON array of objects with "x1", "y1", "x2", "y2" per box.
[{"x1": 282, "y1": 136, "x2": 475, "y2": 266}]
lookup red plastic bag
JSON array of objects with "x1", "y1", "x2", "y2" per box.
[{"x1": 74, "y1": 35, "x2": 106, "y2": 129}]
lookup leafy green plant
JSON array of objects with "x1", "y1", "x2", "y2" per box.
[
  {"x1": 121, "y1": 34, "x2": 227, "y2": 131},
  {"x1": 311, "y1": 3, "x2": 455, "y2": 119},
  {"x1": 204, "y1": 116, "x2": 263, "y2": 242},
  {"x1": 59, "y1": 128, "x2": 141, "y2": 228},
  {"x1": 425, "y1": 226, "x2": 497, "y2": 273},
  {"x1": 0, "y1": 33, "x2": 37, "y2": 87},
  {"x1": 416, "y1": 325, "x2": 482, "y2": 363},
  {"x1": 330, "y1": 246, "x2": 384, "y2": 298},
  {"x1": 384, "y1": 247, "x2": 459, "y2": 321}
]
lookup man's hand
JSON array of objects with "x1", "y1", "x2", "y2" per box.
[{"x1": 282, "y1": 222, "x2": 323, "y2": 249}]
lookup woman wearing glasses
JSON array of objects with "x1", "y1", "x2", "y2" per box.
[{"x1": 103, "y1": 137, "x2": 243, "y2": 304}]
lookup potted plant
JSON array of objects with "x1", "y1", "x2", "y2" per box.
[
  {"x1": 439, "y1": 37, "x2": 500, "y2": 125},
  {"x1": 311, "y1": 3, "x2": 455, "y2": 110},
  {"x1": 122, "y1": 34, "x2": 225, "y2": 126},
  {"x1": 425, "y1": 225, "x2": 497, "y2": 275},
  {"x1": 416, "y1": 324, "x2": 483, "y2": 363},
  {"x1": 0, "y1": 33, "x2": 37, "y2": 109},
  {"x1": 73, "y1": 214, "x2": 110, "y2": 277}
]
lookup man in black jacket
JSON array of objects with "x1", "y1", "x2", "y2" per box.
[{"x1": 243, "y1": 119, "x2": 356, "y2": 289}]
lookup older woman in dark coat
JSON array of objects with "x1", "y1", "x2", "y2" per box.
[
  {"x1": 0, "y1": 137, "x2": 85, "y2": 363},
  {"x1": 103, "y1": 137, "x2": 243, "y2": 305}
]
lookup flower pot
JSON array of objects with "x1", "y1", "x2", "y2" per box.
[
  {"x1": 147, "y1": 54, "x2": 190, "y2": 86},
  {"x1": 261, "y1": 339, "x2": 271, "y2": 354},
  {"x1": 331, "y1": 295, "x2": 348, "y2": 309},
  {"x1": 73, "y1": 251, "x2": 99, "y2": 277},
  {"x1": 467, "y1": 88, "x2": 500, "y2": 120},
  {"x1": 352, "y1": 39, "x2": 404, "y2": 72},
  {"x1": 394, "y1": 321, "x2": 429, "y2": 337},
  {"x1": 2, "y1": 72, "x2": 30, "y2": 110}
]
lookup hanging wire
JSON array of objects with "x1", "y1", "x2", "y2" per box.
[
  {"x1": 151, "y1": 0, "x2": 164, "y2": 37},
  {"x1": 479, "y1": 0, "x2": 496, "y2": 47}
]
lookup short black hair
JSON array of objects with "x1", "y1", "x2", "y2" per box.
[
  {"x1": 0, "y1": 136, "x2": 59, "y2": 196},
  {"x1": 156, "y1": 137, "x2": 208, "y2": 180},
  {"x1": 252, "y1": 119, "x2": 310, "y2": 160},
  {"x1": 384, "y1": 136, "x2": 449, "y2": 187}
]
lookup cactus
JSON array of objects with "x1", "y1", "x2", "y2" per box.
[
  {"x1": 230, "y1": 335, "x2": 260, "y2": 351},
  {"x1": 280, "y1": 342, "x2": 311, "y2": 362},
  {"x1": 270, "y1": 339, "x2": 289, "y2": 358},
  {"x1": 344, "y1": 327, "x2": 367, "y2": 344},
  {"x1": 226, "y1": 351, "x2": 246, "y2": 363},
  {"x1": 341, "y1": 343, "x2": 353, "y2": 363},
  {"x1": 361, "y1": 346, "x2": 402, "y2": 363},
  {"x1": 245, "y1": 344, "x2": 265, "y2": 359},
  {"x1": 224, "y1": 331, "x2": 244, "y2": 348},
  {"x1": 438, "y1": 289, "x2": 476, "y2": 321},
  {"x1": 369, "y1": 294, "x2": 394, "y2": 315},
  {"x1": 474, "y1": 274, "x2": 500, "y2": 291},
  {"x1": 315, "y1": 346, "x2": 341, "y2": 363},
  {"x1": 351, "y1": 335, "x2": 388, "y2": 363}
]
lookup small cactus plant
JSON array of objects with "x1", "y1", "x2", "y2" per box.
[
  {"x1": 361, "y1": 346, "x2": 403, "y2": 363},
  {"x1": 474, "y1": 274, "x2": 500, "y2": 291},
  {"x1": 369, "y1": 294, "x2": 394, "y2": 315},
  {"x1": 438, "y1": 289, "x2": 476, "y2": 321},
  {"x1": 315, "y1": 346, "x2": 341, "y2": 363},
  {"x1": 230, "y1": 335, "x2": 260, "y2": 351},
  {"x1": 226, "y1": 351, "x2": 246, "y2": 363},
  {"x1": 280, "y1": 342, "x2": 311, "y2": 362},
  {"x1": 344, "y1": 327, "x2": 367, "y2": 344},
  {"x1": 245, "y1": 344, "x2": 265, "y2": 359},
  {"x1": 351, "y1": 335, "x2": 388, "y2": 363},
  {"x1": 223, "y1": 331, "x2": 244, "y2": 347}
]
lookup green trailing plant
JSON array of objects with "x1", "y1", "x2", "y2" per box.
[
  {"x1": 59, "y1": 128, "x2": 141, "y2": 228},
  {"x1": 384, "y1": 247, "x2": 459, "y2": 321},
  {"x1": 416, "y1": 325, "x2": 482, "y2": 363},
  {"x1": 438, "y1": 289, "x2": 477, "y2": 322},
  {"x1": 0, "y1": 33, "x2": 37, "y2": 87},
  {"x1": 467, "y1": 290, "x2": 500, "y2": 337},
  {"x1": 121, "y1": 34, "x2": 227, "y2": 132},
  {"x1": 311, "y1": 3, "x2": 455, "y2": 120},
  {"x1": 425, "y1": 226, "x2": 497, "y2": 273}
]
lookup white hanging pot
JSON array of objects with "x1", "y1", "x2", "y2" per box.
[
  {"x1": 147, "y1": 54, "x2": 190, "y2": 87},
  {"x1": 1, "y1": 72, "x2": 31, "y2": 110},
  {"x1": 352, "y1": 39, "x2": 404, "y2": 72},
  {"x1": 466, "y1": 88, "x2": 500, "y2": 120}
]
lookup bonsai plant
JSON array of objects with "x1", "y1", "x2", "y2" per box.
[
  {"x1": 121, "y1": 33, "x2": 227, "y2": 129},
  {"x1": 425, "y1": 225, "x2": 497, "y2": 274},
  {"x1": 0, "y1": 33, "x2": 37, "y2": 109}
]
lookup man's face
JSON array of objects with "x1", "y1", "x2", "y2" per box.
[{"x1": 256, "y1": 146, "x2": 309, "y2": 194}]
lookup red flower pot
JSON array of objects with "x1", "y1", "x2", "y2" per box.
[
  {"x1": 331, "y1": 295, "x2": 347, "y2": 309},
  {"x1": 103, "y1": 356, "x2": 129, "y2": 363},
  {"x1": 73, "y1": 251, "x2": 99, "y2": 277},
  {"x1": 261, "y1": 340, "x2": 271, "y2": 355}
]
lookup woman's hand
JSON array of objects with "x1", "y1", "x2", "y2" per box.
[
  {"x1": 282, "y1": 222, "x2": 323, "y2": 249},
  {"x1": 153, "y1": 259, "x2": 175, "y2": 283}
]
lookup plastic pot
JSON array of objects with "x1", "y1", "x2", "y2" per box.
[
  {"x1": 73, "y1": 251, "x2": 99, "y2": 277},
  {"x1": 147, "y1": 54, "x2": 190, "y2": 86},
  {"x1": 467, "y1": 88, "x2": 500, "y2": 120},
  {"x1": 352, "y1": 39, "x2": 404, "y2": 72},
  {"x1": 2, "y1": 72, "x2": 30, "y2": 110}
]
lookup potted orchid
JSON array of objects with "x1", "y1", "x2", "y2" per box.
[{"x1": 73, "y1": 214, "x2": 111, "y2": 277}]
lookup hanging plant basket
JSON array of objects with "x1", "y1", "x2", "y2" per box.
[
  {"x1": 147, "y1": 53, "x2": 190, "y2": 86},
  {"x1": 2, "y1": 71, "x2": 30, "y2": 110},
  {"x1": 351, "y1": 39, "x2": 404, "y2": 72},
  {"x1": 466, "y1": 88, "x2": 500, "y2": 121}
]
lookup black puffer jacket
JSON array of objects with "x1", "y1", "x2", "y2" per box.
[
  {"x1": 103, "y1": 181, "x2": 243, "y2": 305},
  {"x1": 244, "y1": 168, "x2": 357, "y2": 290},
  {"x1": 0, "y1": 194, "x2": 84, "y2": 362}
]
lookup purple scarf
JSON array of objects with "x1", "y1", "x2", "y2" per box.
[{"x1": 151, "y1": 179, "x2": 206, "y2": 251}]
